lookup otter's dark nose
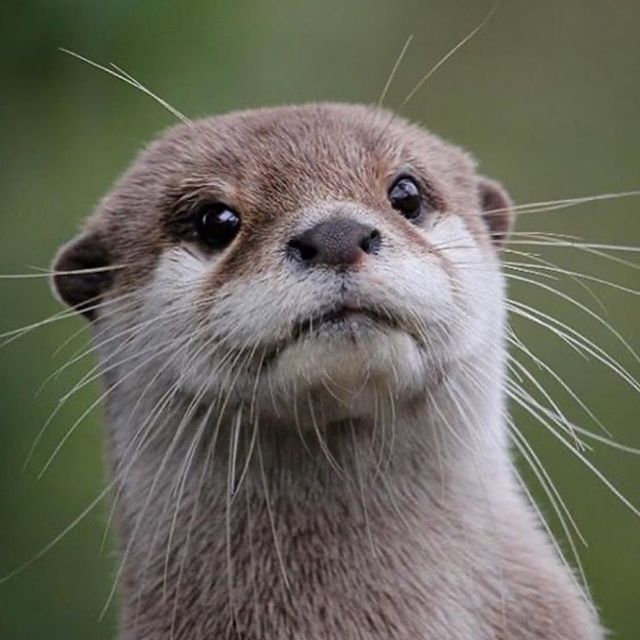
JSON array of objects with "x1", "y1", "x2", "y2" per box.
[{"x1": 287, "y1": 217, "x2": 381, "y2": 267}]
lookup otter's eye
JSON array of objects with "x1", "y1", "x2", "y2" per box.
[
  {"x1": 388, "y1": 176, "x2": 423, "y2": 220},
  {"x1": 194, "y1": 204, "x2": 241, "y2": 249}
]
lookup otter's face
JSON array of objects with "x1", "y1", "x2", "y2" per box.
[{"x1": 52, "y1": 103, "x2": 512, "y2": 424}]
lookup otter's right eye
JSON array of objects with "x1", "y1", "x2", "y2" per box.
[
  {"x1": 388, "y1": 176, "x2": 423, "y2": 220},
  {"x1": 194, "y1": 204, "x2": 241, "y2": 249}
]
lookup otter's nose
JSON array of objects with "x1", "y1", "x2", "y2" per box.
[{"x1": 287, "y1": 217, "x2": 381, "y2": 267}]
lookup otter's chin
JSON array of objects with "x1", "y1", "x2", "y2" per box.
[{"x1": 266, "y1": 325, "x2": 429, "y2": 405}]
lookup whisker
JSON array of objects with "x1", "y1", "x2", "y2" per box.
[
  {"x1": 400, "y1": 0, "x2": 501, "y2": 109},
  {"x1": 60, "y1": 48, "x2": 192, "y2": 126},
  {"x1": 377, "y1": 34, "x2": 413, "y2": 107},
  {"x1": 481, "y1": 188, "x2": 640, "y2": 219},
  {"x1": 256, "y1": 430, "x2": 291, "y2": 591},
  {"x1": 508, "y1": 384, "x2": 640, "y2": 518},
  {"x1": 0, "y1": 264, "x2": 127, "y2": 279}
]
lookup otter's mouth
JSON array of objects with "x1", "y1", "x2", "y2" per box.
[
  {"x1": 290, "y1": 304, "x2": 397, "y2": 342},
  {"x1": 258, "y1": 304, "x2": 398, "y2": 368},
  {"x1": 255, "y1": 302, "x2": 425, "y2": 372}
]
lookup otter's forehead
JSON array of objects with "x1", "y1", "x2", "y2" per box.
[{"x1": 124, "y1": 103, "x2": 477, "y2": 216}]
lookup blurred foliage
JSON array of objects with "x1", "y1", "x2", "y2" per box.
[{"x1": 0, "y1": 0, "x2": 639, "y2": 638}]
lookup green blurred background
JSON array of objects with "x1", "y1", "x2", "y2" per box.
[{"x1": 0, "y1": 0, "x2": 638, "y2": 637}]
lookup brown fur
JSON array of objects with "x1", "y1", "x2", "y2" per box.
[{"x1": 52, "y1": 103, "x2": 601, "y2": 639}]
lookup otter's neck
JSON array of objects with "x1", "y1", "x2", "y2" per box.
[{"x1": 104, "y1": 355, "x2": 524, "y2": 639}]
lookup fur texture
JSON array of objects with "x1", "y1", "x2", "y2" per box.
[{"x1": 52, "y1": 103, "x2": 602, "y2": 639}]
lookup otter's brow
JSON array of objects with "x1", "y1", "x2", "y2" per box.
[{"x1": 164, "y1": 179, "x2": 235, "y2": 220}]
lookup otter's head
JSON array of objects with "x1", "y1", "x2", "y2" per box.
[{"x1": 52, "y1": 103, "x2": 512, "y2": 428}]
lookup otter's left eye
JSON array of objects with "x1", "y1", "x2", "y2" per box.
[
  {"x1": 194, "y1": 204, "x2": 241, "y2": 249},
  {"x1": 388, "y1": 176, "x2": 422, "y2": 220}
]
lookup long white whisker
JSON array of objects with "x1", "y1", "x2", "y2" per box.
[
  {"x1": 377, "y1": 34, "x2": 413, "y2": 107},
  {"x1": 60, "y1": 48, "x2": 192, "y2": 126},
  {"x1": 400, "y1": 0, "x2": 501, "y2": 108}
]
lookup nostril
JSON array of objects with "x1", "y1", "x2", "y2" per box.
[
  {"x1": 288, "y1": 219, "x2": 381, "y2": 267},
  {"x1": 288, "y1": 238, "x2": 318, "y2": 262},
  {"x1": 360, "y1": 228, "x2": 381, "y2": 254}
]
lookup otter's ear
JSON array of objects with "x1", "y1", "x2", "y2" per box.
[
  {"x1": 51, "y1": 231, "x2": 113, "y2": 320},
  {"x1": 478, "y1": 178, "x2": 514, "y2": 248}
]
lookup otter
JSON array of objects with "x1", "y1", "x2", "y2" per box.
[{"x1": 51, "y1": 103, "x2": 602, "y2": 639}]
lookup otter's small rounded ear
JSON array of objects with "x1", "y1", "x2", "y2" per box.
[
  {"x1": 51, "y1": 231, "x2": 113, "y2": 320},
  {"x1": 478, "y1": 178, "x2": 514, "y2": 248}
]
